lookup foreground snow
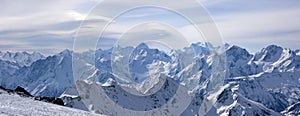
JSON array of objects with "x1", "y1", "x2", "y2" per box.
[{"x1": 0, "y1": 93, "x2": 101, "y2": 116}]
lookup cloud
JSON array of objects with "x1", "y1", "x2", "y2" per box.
[
  {"x1": 0, "y1": 0, "x2": 299, "y2": 55},
  {"x1": 0, "y1": 0, "x2": 98, "y2": 55},
  {"x1": 208, "y1": 5, "x2": 300, "y2": 52}
]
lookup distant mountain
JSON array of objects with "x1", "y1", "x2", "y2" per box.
[
  {"x1": 226, "y1": 45, "x2": 261, "y2": 78},
  {"x1": 0, "y1": 51, "x2": 44, "y2": 67},
  {"x1": 0, "y1": 43, "x2": 299, "y2": 115},
  {"x1": 0, "y1": 59, "x2": 19, "y2": 79},
  {"x1": 254, "y1": 45, "x2": 300, "y2": 73},
  {"x1": 0, "y1": 51, "x2": 45, "y2": 86},
  {"x1": 0, "y1": 50, "x2": 74, "y2": 97}
]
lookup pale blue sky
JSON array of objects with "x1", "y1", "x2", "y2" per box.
[{"x1": 0, "y1": 0, "x2": 299, "y2": 55}]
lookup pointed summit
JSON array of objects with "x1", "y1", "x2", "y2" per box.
[
  {"x1": 226, "y1": 45, "x2": 252, "y2": 63},
  {"x1": 227, "y1": 45, "x2": 251, "y2": 57},
  {"x1": 264, "y1": 45, "x2": 284, "y2": 54},
  {"x1": 254, "y1": 45, "x2": 284, "y2": 62},
  {"x1": 135, "y1": 43, "x2": 149, "y2": 50},
  {"x1": 59, "y1": 49, "x2": 72, "y2": 56}
]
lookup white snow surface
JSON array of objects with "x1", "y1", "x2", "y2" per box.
[{"x1": 0, "y1": 93, "x2": 102, "y2": 116}]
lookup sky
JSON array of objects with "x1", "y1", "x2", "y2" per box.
[{"x1": 0, "y1": 0, "x2": 299, "y2": 55}]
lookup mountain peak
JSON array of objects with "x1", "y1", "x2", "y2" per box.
[
  {"x1": 264, "y1": 45, "x2": 283, "y2": 52},
  {"x1": 228, "y1": 45, "x2": 242, "y2": 50},
  {"x1": 32, "y1": 51, "x2": 43, "y2": 56},
  {"x1": 59, "y1": 49, "x2": 72, "y2": 56},
  {"x1": 254, "y1": 45, "x2": 284, "y2": 62},
  {"x1": 226, "y1": 45, "x2": 252, "y2": 62},
  {"x1": 227, "y1": 45, "x2": 250, "y2": 55},
  {"x1": 135, "y1": 43, "x2": 149, "y2": 49},
  {"x1": 0, "y1": 51, "x2": 45, "y2": 67},
  {"x1": 190, "y1": 42, "x2": 211, "y2": 55}
]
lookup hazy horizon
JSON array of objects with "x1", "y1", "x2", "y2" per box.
[{"x1": 0, "y1": 42, "x2": 298, "y2": 56}]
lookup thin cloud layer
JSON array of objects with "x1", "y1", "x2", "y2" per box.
[
  {"x1": 0, "y1": 0, "x2": 299, "y2": 54},
  {"x1": 0, "y1": 0, "x2": 98, "y2": 54}
]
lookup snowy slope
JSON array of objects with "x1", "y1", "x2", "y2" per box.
[
  {"x1": 60, "y1": 85, "x2": 89, "y2": 111},
  {"x1": 73, "y1": 75, "x2": 284, "y2": 116},
  {"x1": 0, "y1": 92, "x2": 100, "y2": 115},
  {"x1": 254, "y1": 71, "x2": 300, "y2": 107},
  {"x1": 210, "y1": 83, "x2": 282, "y2": 116},
  {"x1": 76, "y1": 78, "x2": 181, "y2": 115},
  {"x1": 282, "y1": 102, "x2": 300, "y2": 115}
]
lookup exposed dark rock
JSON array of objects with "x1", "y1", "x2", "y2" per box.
[
  {"x1": 14, "y1": 86, "x2": 33, "y2": 97},
  {"x1": 34, "y1": 97, "x2": 64, "y2": 106},
  {"x1": 0, "y1": 85, "x2": 64, "y2": 106}
]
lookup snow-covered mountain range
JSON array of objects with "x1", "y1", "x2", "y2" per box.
[
  {"x1": 0, "y1": 50, "x2": 73, "y2": 97},
  {"x1": 0, "y1": 43, "x2": 299, "y2": 115},
  {"x1": 0, "y1": 51, "x2": 44, "y2": 67}
]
